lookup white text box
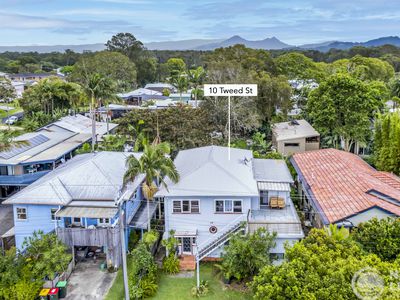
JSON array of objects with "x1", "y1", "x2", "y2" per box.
[{"x1": 204, "y1": 84, "x2": 258, "y2": 97}]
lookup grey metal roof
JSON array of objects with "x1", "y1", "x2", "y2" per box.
[
  {"x1": 57, "y1": 206, "x2": 118, "y2": 218},
  {"x1": 272, "y1": 119, "x2": 319, "y2": 141},
  {"x1": 43, "y1": 114, "x2": 118, "y2": 136},
  {"x1": 0, "y1": 114, "x2": 117, "y2": 165},
  {"x1": 252, "y1": 159, "x2": 294, "y2": 183},
  {"x1": 156, "y1": 146, "x2": 259, "y2": 197},
  {"x1": 4, "y1": 151, "x2": 144, "y2": 206}
]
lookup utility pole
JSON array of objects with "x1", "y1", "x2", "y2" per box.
[{"x1": 117, "y1": 191, "x2": 130, "y2": 300}]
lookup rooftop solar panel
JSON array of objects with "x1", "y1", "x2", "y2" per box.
[{"x1": 0, "y1": 134, "x2": 50, "y2": 160}]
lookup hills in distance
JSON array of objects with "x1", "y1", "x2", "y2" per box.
[{"x1": 1, "y1": 36, "x2": 400, "y2": 53}]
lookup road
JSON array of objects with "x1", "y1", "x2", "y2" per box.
[{"x1": 1, "y1": 111, "x2": 24, "y2": 124}]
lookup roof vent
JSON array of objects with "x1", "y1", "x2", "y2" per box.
[{"x1": 289, "y1": 120, "x2": 299, "y2": 126}]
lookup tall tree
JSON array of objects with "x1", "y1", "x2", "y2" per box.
[
  {"x1": 124, "y1": 142, "x2": 179, "y2": 231},
  {"x1": 69, "y1": 51, "x2": 137, "y2": 91},
  {"x1": 170, "y1": 72, "x2": 188, "y2": 102},
  {"x1": 307, "y1": 73, "x2": 387, "y2": 152},
  {"x1": 373, "y1": 112, "x2": 400, "y2": 175},
  {"x1": 80, "y1": 73, "x2": 116, "y2": 152},
  {"x1": 105, "y1": 33, "x2": 144, "y2": 61},
  {"x1": 187, "y1": 66, "x2": 206, "y2": 107}
]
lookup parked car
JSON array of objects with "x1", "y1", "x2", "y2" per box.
[{"x1": 5, "y1": 116, "x2": 18, "y2": 125}]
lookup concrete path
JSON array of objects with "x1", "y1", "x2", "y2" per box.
[{"x1": 65, "y1": 260, "x2": 117, "y2": 300}]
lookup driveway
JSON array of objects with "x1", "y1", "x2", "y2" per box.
[{"x1": 66, "y1": 260, "x2": 117, "y2": 300}]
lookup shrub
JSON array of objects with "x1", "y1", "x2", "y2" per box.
[
  {"x1": 191, "y1": 280, "x2": 209, "y2": 298},
  {"x1": 162, "y1": 255, "x2": 180, "y2": 274},
  {"x1": 128, "y1": 243, "x2": 158, "y2": 299},
  {"x1": 352, "y1": 217, "x2": 400, "y2": 261},
  {"x1": 220, "y1": 228, "x2": 276, "y2": 281},
  {"x1": 142, "y1": 230, "x2": 159, "y2": 250},
  {"x1": 128, "y1": 230, "x2": 140, "y2": 251}
]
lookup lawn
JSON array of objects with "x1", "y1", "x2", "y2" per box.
[{"x1": 105, "y1": 263, "x2": 251, "y2": 300}]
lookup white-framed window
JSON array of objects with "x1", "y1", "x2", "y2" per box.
[
  {"x1": 98, "y1": 218, "x2": 111, "y2": 226},
  {"x1": 72, "y1": 217, "x2": 82, "y2": 226},
  {"x1": 16, "y1": 207, "x2": 27, "y2": 220},
  {"x1": 215, "y1": 200, "x2": 242, "y2": 213},
  {"x1": 51, "y1": 208, "x2": 61, "y2": 221},
  {"x1": 172, "y1": 200, "x2": 200, "y2": 213}
]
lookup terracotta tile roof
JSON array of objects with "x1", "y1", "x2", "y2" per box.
[{"x1": 292, "y1": 149, "x2": 400, "y2": 223}]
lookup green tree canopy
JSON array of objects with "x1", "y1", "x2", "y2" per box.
[
  {"x1": 69, "y1": 51, "x2": 136, "y2": 91},
  {"x1": 307, "y1": 73, "x2": 387, "y2": 152},
  {"x1": 353, "y1": 218, "x2": 400, "y2": 261},
  {"x1": 373, "y1": 112, "x2": 400, "y2": 175},
  {"x1": 251, "y1": 228, "x2": 400, "y2": 300}
]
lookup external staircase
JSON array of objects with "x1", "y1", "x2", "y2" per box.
[{"x1": 196, "y1": 214, "x2": 247, "y2": 261}]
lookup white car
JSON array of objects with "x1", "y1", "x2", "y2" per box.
[{"x1": 5, "y1": 116, "x2": 18, "y2": 125}]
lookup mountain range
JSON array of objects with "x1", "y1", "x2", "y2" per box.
[{"x1": 0, "y1": 36, "x2": 399, "y2": 53}]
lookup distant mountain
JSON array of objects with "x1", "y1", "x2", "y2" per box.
[
  {"x1": 299, "y1": 36, "x2": 400, "y2": 52},
  {"x1": 145, "y1": 38, "x2": 223, "y2": 50},
  {"x1": 1, "y1": 36, "x2": 399, "y2": 53},
  {"x1": 0, "y1": 43, "x2": 105, "y2": 53},
  {"x1": 196, "y1": 35, "x2": 292, "y2": 50}
]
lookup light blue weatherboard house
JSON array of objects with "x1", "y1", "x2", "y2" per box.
[
  {"x1": 4, "y1": 151, "x2": 150, "y2": 267},
  {"x1": 156, "y1": 146, "x2": 304, "y2": 266}
]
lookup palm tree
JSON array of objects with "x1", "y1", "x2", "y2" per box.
[
  {"x1": 81, "y1": 73, "x2": 116, "y2": 152},
  {"x1": 324, "y1": 224, "x2": 350, "y2": 241},
  {"x1": 0, "y1": 131, "x2": 29, "y2": 152},
  {"x1": 188, "y1": 66, "x2": 205, "y2": 107},
  {"x1": 124, "y1": 142, "x2": 179, "y2": 231},
  {"x1": 170, "y1": 73, "x2": 188, "y2": 102}
]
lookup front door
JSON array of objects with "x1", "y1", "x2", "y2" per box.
[
  {"x1": 260, "y1": 191, "x2": 269, "y2": 210},
  {"x1": 182, "y1": 237, "x2": 192, "y2": 254}
]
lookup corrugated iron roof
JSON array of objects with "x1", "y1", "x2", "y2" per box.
[
  {"x1": 57, "y1": 206, "x2": 118, "y2": 218},
  {"x1": 257, "y1": 182, "x2": 291, "y2": 192}
]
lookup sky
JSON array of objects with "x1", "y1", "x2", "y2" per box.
[{"x1": 0, "y1": 0, "x2": 399, "y2": 46}]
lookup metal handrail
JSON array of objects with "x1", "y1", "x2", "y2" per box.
[{"x1": 196, "y1": 212, "x2": 247, "y2": 254}]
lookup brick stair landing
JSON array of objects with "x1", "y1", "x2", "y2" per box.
[{"x1": 179, "y1": 255, "x2": 196, "y2": 271}]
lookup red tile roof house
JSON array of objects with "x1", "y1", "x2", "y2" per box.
[{"x1": 290, "y1": 148, "x2": 400, "y2": 228}]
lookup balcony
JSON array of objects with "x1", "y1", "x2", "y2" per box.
[
  {"x1": 0, "y1": 170, "x2": 51, "y2": 185},
  {"x1": 248, "y1": 201, "x2": 304, "y2": 237}
]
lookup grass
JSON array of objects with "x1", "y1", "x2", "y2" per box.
[{"x1": 105, "y1": 263, "x2": 251, "y2": 300}]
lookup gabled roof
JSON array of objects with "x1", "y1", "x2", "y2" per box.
[
  {"x1": 4, "y1": 151, "x2": 144, "y2": 206},
  {"x1": 156, "y1": 146, "x2": 259, "y2": 197},
  {"x1": 273, "y1": 119, "x2": 319, "y2": 141},
  {"x1": 291, "y1": 148, "x2": 400, "y2": 224}
]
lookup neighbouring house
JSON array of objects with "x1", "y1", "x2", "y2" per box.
[
  {"x1": 3, "y1": 151, "x2": 146, "y2": 267},
  {"x1": 169, "y1": 92, "x2": 192, "y2": 104},
  {"x1": 156, "y1": 146, "x2": 304, "y2": 269},
  {"x1": 11, "y1": 81, "x2": 26, "y2": 98},
  {"x1": 144, "y1": 83, "x2": 177, "y2": 94},
  {"x1": 8, "y1": 73, "x2": 64, "y2": 82},
  {"x1": 0, "y1": 114, "x2": 117, "y2": 200},
  {"x1": 272, "y1": 119, "x2": 320, "y2": 156},
  {"x1": 117, "y1": 88, "x2": 168, "y2": 106},
  {"x1": 291, "y1": 148, "x2": 400, "y2": 228}
]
